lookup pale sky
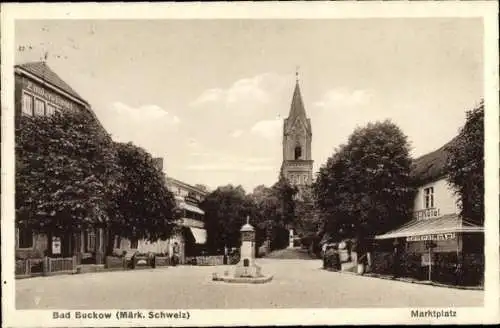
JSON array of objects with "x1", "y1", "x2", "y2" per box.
[{"x1": 15, "y1": 19, "x2": 483, "y2": 192}]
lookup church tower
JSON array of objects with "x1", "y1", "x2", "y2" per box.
[{"x1": 280, "y1": 71, "x2": 313, "y2": 191}]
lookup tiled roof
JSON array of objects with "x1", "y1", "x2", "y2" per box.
[
  {"x1": 15, "y1": 61, "x2": 87, "y2": 104},
  {"x1": 410, "y1": 137, "x2": 458, "y2": 185},
  {"x1": 375, "y1": 214, "x2": 483, "y2": 239}
]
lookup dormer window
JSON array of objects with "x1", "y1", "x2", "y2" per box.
[
  {"x1": 294, "y1": 145, "x2": 302, "y2": 160},
  {"x1": 424, "y1": 187, "x2": 434, "y2": 209}
]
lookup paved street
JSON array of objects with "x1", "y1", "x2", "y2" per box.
[{"x1": 16, "y1": 249, "x2": 483, "y2": 309}]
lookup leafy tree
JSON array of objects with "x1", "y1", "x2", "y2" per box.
[
  {"x1": 108, "y1": 142, "x2": 176, "y2": 245},
  {"x1": 445, "y1": 101, "x2": 484, "y2": 225},
  {"x1": 201, "y1": 185, "x2": 253, "y2": 252},
  {"x1": 313, "y1": 120, "x2": 415, "y2": 247},
  {"x1": 294, "y1": 188, "x2": 321, "y2": 241},
  {"x1": 15, "y1": 111, "x2": 119, "y2": 247},
  {"x1": 272, "y1": 175, "x2": 297, "y2": 227}
]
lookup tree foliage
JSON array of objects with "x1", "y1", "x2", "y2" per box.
[
  {"x1": 293, "y1": 188, "x2": 321, "y2": 240},
  {"x1": 201, "y1": 178, "x2": 298, "y2": 253},
  {"x1": 313, "y1": 120, "x2": 415, "y2": 243},
  {"x1": 445, "y1": 101, "x2": 484, "y2": 225},
  {"x1": 201, "y1": 185, "x2": 253, "y2": 251},
  {"x1": 15, "y1": 111, "x2": 119, "y2": 234},
  {"x1": 109, "y1": 142, "x2": 176, "y2": 241}
]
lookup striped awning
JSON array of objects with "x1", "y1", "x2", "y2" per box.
[
  {"x1": 189, "y1": 227, "x2": 207, "y2": 244},
  {"x1": 179, "y1": 202, "x2": 205, "y2": 215},
  {"x1": 375, "y1": 214, "x2": 483, "y2": 240}
]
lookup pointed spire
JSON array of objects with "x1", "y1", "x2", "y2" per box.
[{"x1": 288, "y1": 70, "x2": 307, "y2": 121}]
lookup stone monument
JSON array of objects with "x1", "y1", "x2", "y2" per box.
[{"x1": 213, "y1": 216, "x2": 273, "y2": 284}]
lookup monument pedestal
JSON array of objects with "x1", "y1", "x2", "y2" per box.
[{"x1": 213, "y1": 217, "x2": 273, "y2": 284}]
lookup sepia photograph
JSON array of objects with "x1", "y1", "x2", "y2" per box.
[{"x1": 1, "y1": 2, "x2": 499, "y2": 327}]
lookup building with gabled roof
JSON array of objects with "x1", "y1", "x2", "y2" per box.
[
  {"x1": 374, "y1": 137, "x2": 484, "y2": 286},
  {"x1": 14, "y1": 61, "x2": 110, "y2": 270},
  {"x1": 14, "y1": 61, "x2": 106, "y2": 132}
]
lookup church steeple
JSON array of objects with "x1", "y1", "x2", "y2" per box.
[
  {"x1": 288, "y1": 79, "x2": 307, "y2": 121},
  {"x1": 285, "y1": 72, "x2": 311, "y2": 136},
  {"x1": 280, "y1": 70, "x2": 313, "y2": 189}
]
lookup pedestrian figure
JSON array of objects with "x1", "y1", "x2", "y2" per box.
[
  {"x1": 332, "y1": 244, "x2": 341, "y2": 271},
  {"x1": 392, "y1": 245, "x2": 401, "y2": 278},
  {"x1": 454, "y1": 262, "x2": 463, "y2": 286},
  {"x1": 322, "y1": 244, "x2": 329, "y2": 269},
  {"x1": 324, "y1": 244, "x2": 337, "y2": 271},
  {"x1": 171, "y1": 242, "x2": 180, "y2": 266},
  {"x1": 223, "y1": 245, "x2": 228, "y2": 265}
]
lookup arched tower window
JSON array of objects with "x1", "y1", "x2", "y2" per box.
[{"x1": 294, "y1": 145, "x2": 302, "y2": 160}]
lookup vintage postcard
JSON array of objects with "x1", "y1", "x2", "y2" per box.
[{"x1": 1, "y1": 1, "x2": 499, "y2": 326}]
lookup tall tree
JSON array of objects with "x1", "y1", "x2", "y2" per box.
[
  {"x1": 294, "y1": 187, "x2": 321, "y2": 240},
  {"x1": 313, "y1": 120, "x2": 415, "y2": 247},
  {"x1": 16, "y1": 111, "x2": 119, "y2": 240},
  {"x1": 109, "y1": 142, "x2": 176, "y2": 243},
  {"x1": 201, "y1": 185, "x2": 253, "y2": 252},
  {"x1": 445, "y1": 101, "x2": 484, "y2": 225}
]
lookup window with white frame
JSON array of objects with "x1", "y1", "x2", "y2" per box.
[
  {"x1": 22, "y1": 93, "x2": 34, "y2": 116},
  {"x1": 85, "y1": 230, "x2": 96, "y2": 252},
  {"x1": 34, "y1": 98, "x2": 46, "y2": 116},
  {"x1": 423, "y1": 187, "x2": 434, "y2": 209},
  {"x1": 46, "y1": 103, "x2": 58, "y2": 116}
]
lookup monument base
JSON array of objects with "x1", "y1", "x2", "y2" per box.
[{"x1": 212, "y1": 261, "x2": 273, "y2": 284}]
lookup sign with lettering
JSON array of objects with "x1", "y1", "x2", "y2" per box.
[
  {"x1": 24, "y1": 79, "x2": 78, "y2": 112},
  {"x1": 184, "y1": 195, "x2": 199, "y2": 205},
  {"x1": 242, "y1": 231, "x2": 255, "y2": 242},
  {"x1": 413, "y1": 208, "x2": 441, "y2": 221},
  {"x1": 52, "y1": 236, "x2": 61, "y2": 255},
  {"x1": 175, "y1": 218, "x2": 204, "y2": 229},
  {"x1": 406, "y1": 233, "x2": 456, "y2": 242}
]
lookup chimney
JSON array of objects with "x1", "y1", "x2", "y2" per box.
[{"x1": 153, "y1": 157, "x2": 164, "y2": 171}]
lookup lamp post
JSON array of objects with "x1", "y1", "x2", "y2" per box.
[{"x1": 425, "y1": 240, "x2": 437, "y2": 282}]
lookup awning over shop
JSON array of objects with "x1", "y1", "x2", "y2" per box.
[
  {"x1": 179, "y1": 202, "x2": 205, "y2": 215},
  {"x1": 189, "y1": 227, "x2": 207, "y2": 244},
  {"x1": 375, "y1": 214, "x2": 483, "y2": 240}
]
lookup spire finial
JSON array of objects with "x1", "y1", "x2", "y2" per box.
[
  {"x1": 295, "y1": 65, "x2": 299, "y2": 82},
  {"x1": 246, "y1": 216, "x2": 250, "y2": 225}
]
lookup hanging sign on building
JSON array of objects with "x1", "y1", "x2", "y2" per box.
[
  {"x1": 52, "y1": 236, "x2": 61, "y2": 255},
  {"x1": 176, "y1": 218, "x2": 204, "y2": 229},
  {"x1": 413, "y1": 208, "x2": 441, "y2": 221},
  {"x1": 24, "y1": 79, "x2": 78, "y2": 112},
  {"x1": 407, "y1": 233, "x2": 456, "y2": 242}
]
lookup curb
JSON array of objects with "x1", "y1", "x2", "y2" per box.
[{"x1": 325, "y1": 269, "x2": 483, "y2": 291}]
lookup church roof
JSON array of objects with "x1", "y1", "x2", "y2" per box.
[
  {"x1": 285, "y1": 80, "x2": 312, "y2": 133},
  {"x1": 15, "y1": 61, "x2": 88, "y2": 105}
]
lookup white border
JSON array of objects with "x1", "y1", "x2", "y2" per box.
[{"x1": 1, "y1": 2, "x2": 499, "y2": 326}]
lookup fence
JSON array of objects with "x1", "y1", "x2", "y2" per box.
[
  {"x1": 15, "y1": 258, "x2": 45, "y2": 278},
  {"x1": 47, "y1": 256, "x2": 77, "y2": 275},
  {"x1": 185, "y1": 255, "x2": 225, "y2": 266},
  {"x1": 15, "y1": 256, "x2": 77, "y2": 278},
  {"x1": 370, "y1": 251, "x2": 484, "y2": 287}
]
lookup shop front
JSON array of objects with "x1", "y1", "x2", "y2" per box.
[{"x1": 375, "y1": 214, "x2": 484, "y2": 286}]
